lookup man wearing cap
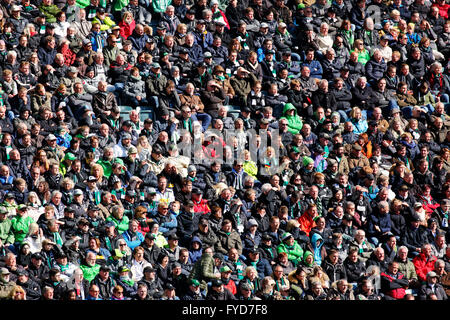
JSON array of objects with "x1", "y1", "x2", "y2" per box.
[
  {"x1": 192, "y1": 19, "x2": 213, "y2": 50},
  {"x1": 347, "y1": 143, "x2": 370, "y2": 171},
  {"x1": 278, "y1": 232, "x2": 304, "y2": 266},
  {"x1": 10, "y1": 205, "x2": 33, "y2": 248},
  {"x1": 260, "y1": 48, "x2": 277, "y2": 83},
  {"x1": 90, "y1": 265, "x2": 117, "y2": 300},
  {"x1": 8, "y1": 6, "x2": 27, "y2": 38},
  {"x1": 419, "y1": 271, "x2": 448, "y2": 300},
  {"x1": 219, "y1": 264, "x2": 237, "y2": 294},
  {"x1": 207, "y1": 278, "x2": 236, "y2": 300},
  {"x1": 212, "y1": 21, "x2": 231, "y2": 47},
  {"x1": 137, "y1": 265, "x2": 163, "y2": 299},
  {"x1": 16, "y1": 269, "x2": 42, "y2": 300},
  {"x1": 182, "y1": 278, "x2": 206, "y2": 300},
  {"x1": 145, "y1": 61, "x2": 168, "y2": 112},
  {"x1": 0, "y1": 268, "x2": 16, "y2": 299},
  {"x1": 272, "y1": 20, "x2": 293, "y2": 52},
  {"x1": 115, "y1": 265, "x2": 138, "y2": 297}
]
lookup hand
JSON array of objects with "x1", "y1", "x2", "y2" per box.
[
  {"x1": 104, "y1": 110, "x2": 111, "y2": 116},
  {"x1": 136, "y1": 96, "x2": 141, "y2": 101}
]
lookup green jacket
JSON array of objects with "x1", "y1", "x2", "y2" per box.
[
  {"x1": 350, "y1": 49, "x2": 370, "y2": 66},
  {"x1": 105, "y1": 215, "x2": 129, "y2": 234},
  {"x1": 243, "y1": 160, "x2": 258, "y2": 179},
  {"x1": 102, "y1": 45, "x2": 120, "y2": 68},
  {"x1": 97, "y1": 158, "x2": 124, "y2": 179},
  {"x1": 277, "y1": 241, "x2": 304, "y2": 265},
  {"x1": 76, "y1": 0, "x2": 90, "y2": 8},
  {"x1": 152, "y1": 0, "x2": 171, "y2": 13},
  {"x1": 416, "y1": 90, "x2": 436, "y2": 107},
  {"x1": 80, "y1": 263, "x2": 101, "y2": 282},
  {"x1": 0, "y1": 219, "x2": 14, "y2": 244},
  {"x1": 10, "y1": 216, "x2": 33, "y2": 244},
  {"x1": 280, "y1": 103, "x2": 303, "y2": 134},
  {"x1": 39, "y1": 4, "x2": 61, "y2": 23},
  {"x1": 215, "y1": 229, "x2": 243, "y2": 256},
  {"x1": 189, "y1": 253, "x2": 216, "y2": 284},
  {"x1": 92, "y1": 16, "x2": 116, "y2": 31},
  {"x1": 112, "y1": 0, "x2": 129, "y2": 11}
]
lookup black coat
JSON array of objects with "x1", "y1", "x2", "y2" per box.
[{"x1": 343, "y1": 257, "x2": 366, "y2": 283}]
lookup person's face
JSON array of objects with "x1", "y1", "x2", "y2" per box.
[{"x1": 222, "y1": 223, "x2": 232, "y2": 233}]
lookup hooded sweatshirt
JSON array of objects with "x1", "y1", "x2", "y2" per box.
[
  {"x1": 311, "y1": 233, "x2": 324, "y2": 266},
  {"x1": 280, "y1": 103, "x2": 303, "y2": 134},
  {"x1": 188, "y1": 236, "x2": 203, "y2": 264}
]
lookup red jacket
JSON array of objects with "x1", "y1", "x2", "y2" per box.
[
  {"x1": 223, "y1": 278, "x2": 237, "y2": 295},
  {"x1": 119, "y1": 20, "x2": 136, "y2": 39},
  {"x1": 432, "y1": 3, "x2": 449, "y2": 19},
  {"x1": 380, "y1": 271, "x2": 407, "y2": 299},
  {"x1": 193, "y1": 199, "x2": 210, "y2": 215},
  {"x1": 413, "y1": 253, "x2": 437, "y2": 282},
  {"x1": 59, "y1": 43, "x2": 76, "y2": 66}
]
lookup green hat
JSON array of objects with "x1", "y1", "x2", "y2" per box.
[
  {"x1": 220, "y1": 265, "x2": 232, "y2": 273},
  {"x1": 64, "y1": 153, "x2": 76, "y2": 161},
  {"x1": 114, "y1": 249, "x2": 124, "y2": 258},
  {"x1": 302, "y1": 156, "x2": 314, "y2": 167},
  {"x1": 282, "y1": 232, "x2": 293, "y2": 241},
  {"x1": 17, "y1": 204, "x2": 28, "y2": 211},
  {"x1": 190, "y1": 279, "x2": 200, "y2": 286},
  {"x1": 291, "y1": 146, "x2": 300, "y2": 154},
  {"x1": 303, "y1": 251, "x2": 313, "y2": 260},
  {"x1": 118, "y1": 265, "x2": 130, "y2": 273}
]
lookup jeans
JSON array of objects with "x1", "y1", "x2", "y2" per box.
[
  {"x1": 195, "y1": 113, "x2": 212, "y2": 132},
  {"x1": 129, "y1": 97, "x2": 149, "y2": 108},
  {"x1": 369, "y1": 236, "x2": 379, "y2": 247},
  {"x1": 402, "y1": 103, "x2": 435, "y2": 119}
]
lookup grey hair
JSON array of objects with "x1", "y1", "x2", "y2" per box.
[
  {"x1": 378, "y1": 201, "x2": 389, "y2": 209},
  {"x1": 261, "y1": 183, "x2": 272, "y2": 193}
]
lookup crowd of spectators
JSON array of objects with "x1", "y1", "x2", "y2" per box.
[{"x1": 0, "y1": 0, "x2": 449, "y2": 301}]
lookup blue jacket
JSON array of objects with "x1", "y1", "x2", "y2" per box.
[
  {"x1": 365, "y1": 58, "x2": 387, "y2": 83},
  {"x1": 367, "y1": 212, "x2": 392, "y2": 237},
  {"x1": 193, "y1": 30, "x2": 213, "y2": 49},
  {"x1": 122, "y1": 230, "x2": 145, "y2": 250},
  {"x1": 301, "y1": 60, "x2": 323, "y2": 79},
  {"x1": 311, "y1": 232, "x2": 324, "y2": 266},
  {"x1": 37, "y1": 46, "x2": 56, "y2": 65},
  {"x1": 88, "y1": 31, "x2": 106, "y2": 52},
  {"x1": 129, "y1": 32, "x2": 149, "y2": 53},
  {"x1": 246, "y1": 257, "x2": 272, "y2": 279},
  {"x1": 154, "y1": 213, "x2": 178, "y2": 235},
  {"x1": 185, "y1": 44, "x2": 204, "y2": 65}
]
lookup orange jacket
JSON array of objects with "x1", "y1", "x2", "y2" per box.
[{"x1": 298, "y1": 213, "x2": 316, "y2": 237}]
